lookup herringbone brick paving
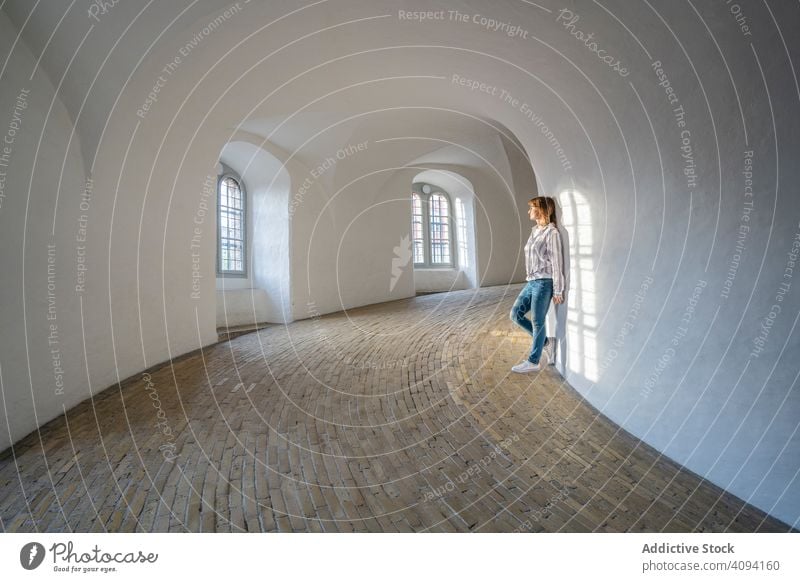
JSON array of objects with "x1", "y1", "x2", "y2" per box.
[{"x1": 0, "y1": 285, "x2": 791, "y2": 532}]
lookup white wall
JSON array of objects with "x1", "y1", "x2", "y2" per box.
[
  {"x1": 215, "y1": 288, "x2": 269, "y2": 329},
  {"x1": 1, "y1": 0, "x2": 798, "y2": 525},
  {"x1": 0, "y1": 11, "x2": 88, "y2": 453}
]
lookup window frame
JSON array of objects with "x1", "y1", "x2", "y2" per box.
[
  {"x1": 411, "y1": 182, "x2": 456, "y2": 269},
  {"x1": 216, "y1": 171, "x2": 248, "y2": 278}
]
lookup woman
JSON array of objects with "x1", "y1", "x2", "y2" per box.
[{"x1": 509, "y1": 196, "x2": 565, "y2": 373}]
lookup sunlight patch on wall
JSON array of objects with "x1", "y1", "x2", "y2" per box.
[{"x1": 560, "y1": 188, "x2": 597, "y2": 382}]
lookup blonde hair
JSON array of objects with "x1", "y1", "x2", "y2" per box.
[{"x1": 528, "y1": 196, "x2": 557, "y2": 227}]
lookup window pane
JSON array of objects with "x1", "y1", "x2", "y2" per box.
[
  {"x1": 218, "y1": 176, "x2": 245, "y2": 273},
  {"x1": 429, "y1": 193, "x2": 451, "y2": 264},
  {"x1": 412, "y1": 193, "x2": 425, "y2": 264},
  {"x1": 456, "y1": 198, "x2": 468, "y2": 268}
]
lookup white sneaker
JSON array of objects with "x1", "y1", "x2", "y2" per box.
[
  {"x1": 543, "y1": 337, "x2": 555, "y2": 365},
  {"x1": 511, "y1": 360, "x2": 542, "y2": 373}
]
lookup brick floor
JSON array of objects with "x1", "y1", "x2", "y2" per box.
[{"x1": 0, "y1": 285, "x2": 793, "y2": 532}]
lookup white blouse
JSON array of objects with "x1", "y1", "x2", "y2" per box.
[{"x1": 524, "y1": 222, "x2": 565, "y2": 296}]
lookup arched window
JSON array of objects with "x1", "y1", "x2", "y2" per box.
[
  {"x1": 412, "y1": 183, "x2": 454, "y2": 268},
  {"x1": 217, "y1": 173, "x2": 246, "y2": 276}
]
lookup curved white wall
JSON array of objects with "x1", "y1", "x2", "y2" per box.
[
  {"x1": 1, "y1": 0, "x2": 798, "y2": 525},
  {"x1": 0, "y1": 10, "x2": 89, "y2": 455}
]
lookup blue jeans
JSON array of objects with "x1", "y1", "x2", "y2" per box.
[{"x1": 509, "y1": 278, "x2": 552, "y2": 363}]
